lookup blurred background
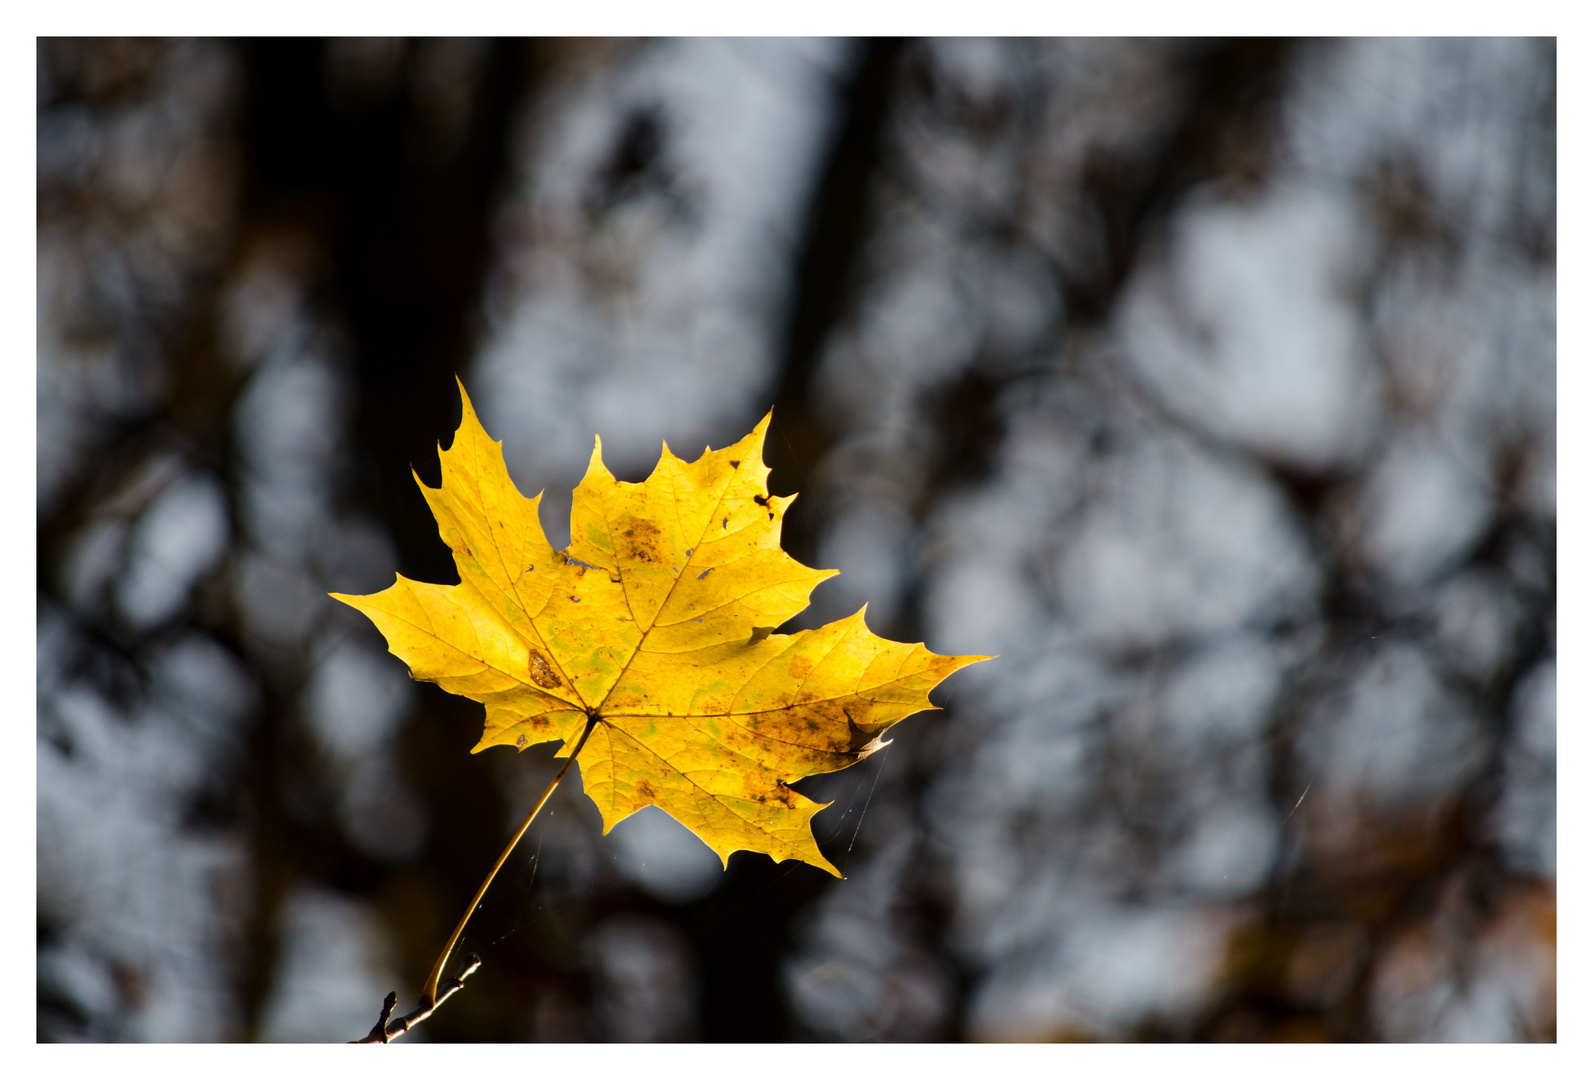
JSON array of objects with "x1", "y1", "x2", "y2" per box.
[{"x1": 37, "y1": 37, "x2": 1555, "y2": 1042}]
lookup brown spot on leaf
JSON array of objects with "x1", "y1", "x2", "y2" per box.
[
  {"x1": 527, "y1": 649, "x2": 564, "y2": 690},
  {"x1": 618, "y1": 517, "x2": 664, "y2": 564},
  {"x1": 787, "y1": 656, "x2": 813, "y2": 681}
]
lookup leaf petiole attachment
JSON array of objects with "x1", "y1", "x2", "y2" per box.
[{"x1": 418, "y1": 712, "x2": 600, "y2": 1010}]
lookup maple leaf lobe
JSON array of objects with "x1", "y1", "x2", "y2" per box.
[{"x1": 332, "y1": 380, "x2": 989, "y2": 877}]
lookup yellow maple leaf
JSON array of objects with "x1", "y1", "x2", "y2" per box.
[{"x1": 333, "y1": 383, "x2": 986, "y2": 877}]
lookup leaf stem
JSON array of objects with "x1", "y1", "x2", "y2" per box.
[{"x1": 419, "y1": 714, "x2": 599, "y2": 1009}]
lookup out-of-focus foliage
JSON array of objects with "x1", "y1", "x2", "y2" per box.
[{"x1": 38, "y1": 38, "x2": 1553, "y2": 1042}]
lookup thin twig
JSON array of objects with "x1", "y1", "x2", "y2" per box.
[
  {"x1": 350, "y1": 955, "x2": 482, "y2": 1043},
  {"x1": 358, "y1": 991, "x2": 398, "y2": 1043}
]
